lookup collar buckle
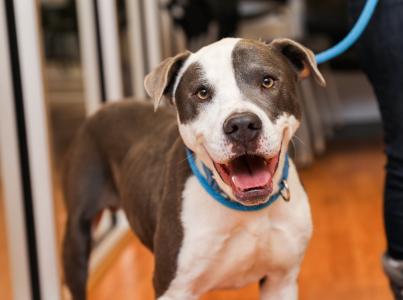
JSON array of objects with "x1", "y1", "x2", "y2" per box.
[{"x1": 280, "y1": 179, "x2": 291, "y2": 202}]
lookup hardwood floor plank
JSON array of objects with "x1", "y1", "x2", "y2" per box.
[{"x1": 0, "y1": 183, "x2": 13, "y2": 300}]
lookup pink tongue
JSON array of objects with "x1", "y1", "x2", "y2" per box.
[{"x1": 230, "y1": 156, "x2": 272, "y2": 190}]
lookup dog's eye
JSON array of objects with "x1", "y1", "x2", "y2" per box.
[
  {"x1": 196, "y1": 87, "x2": 209, "y2": 100},
  {"x1": 261, "y1": 76, "x2": 275, "y2": 89}
]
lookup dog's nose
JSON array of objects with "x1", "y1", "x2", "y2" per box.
[{"x1": 223, "y1": 112, "x2": 262, "y2": 144}]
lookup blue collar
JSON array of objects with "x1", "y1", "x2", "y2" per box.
[{"x1": 185, "y1": 148, "x2": 290, "y2": 212}]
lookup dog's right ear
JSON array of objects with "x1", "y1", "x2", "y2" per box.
[{"x1": 144, "y1": 51, "x2": 191, "y2": 111}]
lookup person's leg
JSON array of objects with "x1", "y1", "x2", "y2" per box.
[{"x1": 348, "y1": 0, "x2": 403, "y2": 298}]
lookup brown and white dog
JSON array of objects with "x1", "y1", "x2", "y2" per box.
[{"x1": 62, "y1": 37, "x2": 325, "y2": 300}]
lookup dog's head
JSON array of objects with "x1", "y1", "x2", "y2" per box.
[{"x1": 145, "y1": 38, "x2": 325, "y2": 206}]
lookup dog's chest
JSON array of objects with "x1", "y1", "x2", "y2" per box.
[
  {"x1": 196, "y1": 215, "x2": 274, "y2": 289},
  {"x1": 174, "y1": 176, "x2": 307, "y2": 293}
]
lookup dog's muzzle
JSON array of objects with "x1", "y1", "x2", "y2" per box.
[{"x1": 215, "y1": 112, "x2": 280, "y2": 203}]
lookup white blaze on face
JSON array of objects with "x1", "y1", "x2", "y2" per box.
[
  {"x1": 173, "y1": 38, "x2": 300, "y2": 199},
  {"x1": 174, "y1": 38, "x2": 241, "y2": 165}
]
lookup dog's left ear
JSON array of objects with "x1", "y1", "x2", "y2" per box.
[
  {"x1": 144, "y1": 51, "x2": 191, "y2": 111},
  {"x1": 270, "y1": 38, "x2": 326, "y2": 87}
]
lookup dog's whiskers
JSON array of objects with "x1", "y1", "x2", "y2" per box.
[
  {"x1": 176, "y1": 153, "x2": 195, "y2": 167},
  {"x1": 293, "y1": 135, "x2": 307, "y2": 147},
  {"x1": 290, "y1": 138, "x2": 297, "y2": 160}
]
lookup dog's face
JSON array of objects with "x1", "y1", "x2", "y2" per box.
[{"x1": 145, "y1": 38, "x2": 325, "y2": 206}]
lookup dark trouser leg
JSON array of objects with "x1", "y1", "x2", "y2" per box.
[{"x1": 348, "y1": 0, "x2": 403, "y2": 298}]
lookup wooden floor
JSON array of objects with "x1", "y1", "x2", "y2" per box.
[
  {"x1": 87, "y1": 139, "x2": 392, "y2": 300},
  {"x1": 0, "y1": 182, "x2": 12, "y2": 300}
]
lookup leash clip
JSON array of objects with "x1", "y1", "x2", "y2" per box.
[{"x1": 280, "y1": 180, "x2": 291, "y2": 202}]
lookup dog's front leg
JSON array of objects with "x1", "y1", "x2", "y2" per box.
[{"x1": 259, "y1": 269, "x2": 299, "y2": 300}]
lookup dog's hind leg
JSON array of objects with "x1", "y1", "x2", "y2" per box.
[
  {"x1": 62, "y1": 127, "x2": 118, "y2": 300},
  {"x1": 63, "y1": 215, "x2": 92, "y2": 300}
]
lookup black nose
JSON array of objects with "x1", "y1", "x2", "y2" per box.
[{"x1": 223, "y1": 112, "x2": 262, "y2": 144}]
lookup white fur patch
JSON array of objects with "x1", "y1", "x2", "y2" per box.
[{"x1": 159, "y1": 159, "x2": 312, "y2": 299}]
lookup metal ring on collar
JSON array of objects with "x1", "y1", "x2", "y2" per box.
[{"x1": 280, "y1": 180, "x2": 291, "y2": 202}]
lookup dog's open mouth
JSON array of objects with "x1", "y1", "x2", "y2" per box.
[{"x1": 213, "y1": 153, "x2": 280, "y2": 204}]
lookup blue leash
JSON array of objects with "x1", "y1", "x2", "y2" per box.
[
  {"x1": 315, "y1": 0, "x2": 379, "y2": 64},
  {"x1": 185, "y1": 148, "x2": 290, "y2": 212}
]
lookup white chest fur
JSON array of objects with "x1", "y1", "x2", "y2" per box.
[{"x1": 162, "y1": 160, "x2": 312, "y2": 299}]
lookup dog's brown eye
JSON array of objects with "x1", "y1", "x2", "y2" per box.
[
  {"x1": 196, "y1": 88, "x2": 209, "y2": 100},
  {"x1": 262, "y1": 76, "x2": 274, "y2": 89}
]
